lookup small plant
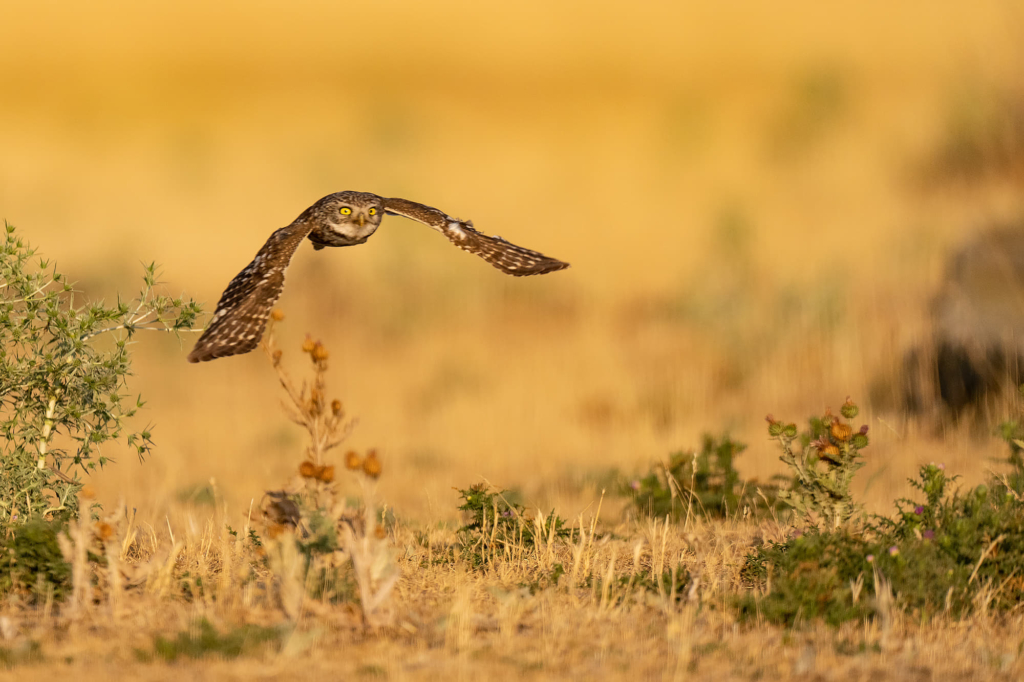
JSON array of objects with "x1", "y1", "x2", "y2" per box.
[
  {"x1": 996, "y1": 396, "x2": 1024, "y2": 493},
  {"x1": 256, "y1": 313, "x2": 399, "y2": 627},
  {"x1": 767, "y1": 398, "x2": 870, "y2": 529},
  {"x1": 0, "y1": 520, "x2": 72, "y2": 603},
  {"x1": 0, "y1": 223, "x2": 201, "y2": 530},
  {"x1": 456, "y1": 483, "x2": 572, "y2": 568},
  {"x1": 625, "y1": 433, "x2": 785, "y2": 520}
]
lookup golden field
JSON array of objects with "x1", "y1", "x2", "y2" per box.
[{"x1": 4, "y1": 2, "x2": 1024, "y2": 679}]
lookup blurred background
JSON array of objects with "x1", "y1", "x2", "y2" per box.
[{"x1": 4, "y1": 1, "x2": 1024, "y2": 523}]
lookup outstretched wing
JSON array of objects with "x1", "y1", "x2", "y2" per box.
[
  {"x1": 383, "y1": 197, "x2": 569, "y2": 276},
  {"x1": 187, "y1": 221, "x2": 314, "y2": 363}
]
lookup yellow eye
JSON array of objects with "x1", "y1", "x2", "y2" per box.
[
  {"x1": 368, "y1": 208, "x2": 377, "y2": 215},
  {"x1": 340, "y1": 207, "x2": 352, "y2": 215}
]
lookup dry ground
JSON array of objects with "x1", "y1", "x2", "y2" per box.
[{"x1": 4, "y1": 2, "x2": 1024, "y2": 679}]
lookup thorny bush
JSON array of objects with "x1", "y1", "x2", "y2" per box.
[{"x1": 0, "y1": 223, "x2": 200, "y2": 531}]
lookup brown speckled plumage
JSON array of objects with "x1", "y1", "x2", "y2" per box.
[{"x1": 187, "y1": 191, "x2": 569, "y2": 363}]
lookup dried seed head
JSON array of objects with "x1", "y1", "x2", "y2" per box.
[
  {"x1": 363, "y1": 450, "x2": 382, "y2": 479},
  {"x1": 299, "y1": 460, "x2": 318, "y2": 478},
  {"x1": 301, "y1": 336, "x2": 315, "y2": 353},
  {"x1": 272, "y1": 349, "x2": 283, "y2": 365},
  {"x1": 841, "y1": 397, "x2": 859, "y2": 419},
  {"x1": 317, "y1": 465, "x2": 335, "y2": 483},
  {"x1": 331, "y1": 399, "x2": 342, "y2": 416},
  {"x1": 345, "y1": 450, "x2": 363, "y2": 470},
  {"x1": 830, "y1": 422, "x2": 852, "y2": 442},
  {"x1": 97, "y1": 522, "x2": 115, "y2": 542},
  {"x1": 271, "y1": 309, "x2": 285, "y2": 322},
  {"x1": 311, "y1": 342, "x2": 329, "y2": 362},
  {"x1": 374, "y1": 526, "x2": 387, "y2": 540}
]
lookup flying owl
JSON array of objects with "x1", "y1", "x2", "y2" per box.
[{"x1": 187, "y1": 191, "x2": 569, "y2": 363}]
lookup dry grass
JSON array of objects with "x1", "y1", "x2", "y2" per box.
[{"x1": 5, "y1": 1, "x2": 1024, "y2": 678}]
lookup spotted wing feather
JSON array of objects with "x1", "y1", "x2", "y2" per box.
[
  {"x1": 187, "y1": 221, "x2": 314, "y2": 363},
  {"x1": 383, "y1": 197, "x2": 569, "y2": 276}
]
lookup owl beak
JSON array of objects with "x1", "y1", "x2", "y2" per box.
[{"x1": 356, "y1": 214, "x2": 366, "y2": 227}]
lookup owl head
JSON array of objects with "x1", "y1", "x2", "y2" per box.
[{"x1": 303, "y1": 191, "x2": 385, "y2": 248}]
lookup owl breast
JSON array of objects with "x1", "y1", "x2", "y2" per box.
[{"x1": 307, "y1": 222, "x2": 379, "y2": 249}]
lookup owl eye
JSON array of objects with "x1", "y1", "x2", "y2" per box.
[
  {"x1": 368, "y1": 208, "x2": 377, "y2": 215},
  {"x1": 340, "y1": 207, "x2": 352, "y2": 215}
]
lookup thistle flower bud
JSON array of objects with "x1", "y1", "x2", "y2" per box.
[
  {"x1": 345, "y1": 450, "x2": 362, "y2": 470},
  {"x1": 299, "y1": 460, "x2": 318, "y2": 478},
  {"x1": 363, "y1": 450, "x2": 382, "y2": 479},
  {"x1": 767, "y1": 415, "x2": 783, "y2": 437},
  {"x1": 841, "y1": 397, "x2": 859, "y2": 419},
  {"x1": 301, "y1": 336, "x2": 315, "y2": 353},
  {"x1": 820, "y1": 444, "x2": 842, "y2": 464},
  {"x1": 830, "y1": 422, "x2": 852, "y2": 442},
  {"x1": 271, "y1": 309, "x2": 285, "y2": 322},
  {"x1": 851, "y1": 433, "x2": 869, "y2": 449},
  {"x1": 783, "y1": 423, "x2": 798, "y2": 438}
]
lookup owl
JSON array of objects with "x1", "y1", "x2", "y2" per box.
[{"x1": 187, "y1": 191, "x2": 569, "y2": 363}]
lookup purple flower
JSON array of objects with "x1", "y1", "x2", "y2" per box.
[
  {"x1": 866, "y1": 554, "x2": 875, "y2": 563},
  {"x1": 888, "y1": 546, "x2": 899, "y2": 556},
  {"x1": 859, "y1": 425, "x2": 869, "y2": 435},
  {"x1": 937, "y1": 463, "x2": 945, "y2": 471},
  {"x1": 914, "y1": 506, "x2": 924, "y2": 515},
  {"x1": 502, "y1": 509, "x2": 512, "y2": 518},
  {"x1": 630, "y1": 479, "x2": 641, "y2": 491},
  {"x1": 923, "y1": 529, "x2": 935, "y2": 540}
]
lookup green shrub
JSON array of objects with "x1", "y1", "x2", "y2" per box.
[
  {"x1": 742, "y1": 460, "x2": 1024, "y2": 626},
  {"x1": 738, "y1": 529, "x2": 877, "y2": 626},
  {"x1": 456, "y1": 482, "x2": 571, "y2": 568},
  {"x1": 0, "y1": 520, "x2": 72, "y2": 603},
  {"x1": 0, "y1": 223, "x2": 200, "y2": 530},
  {"x1": 626, "y1": 433, "x2": 786, "y2": 520}
]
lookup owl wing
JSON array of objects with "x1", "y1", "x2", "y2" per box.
[
  {"x1": 383, "y1": 197, "x2": 570, "y2": 276},
  {"x1": 187, "y1": 221, "x2": 314, "y2": 363}
]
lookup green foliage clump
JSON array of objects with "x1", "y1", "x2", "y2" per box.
[
  {"x1": 0, "y1": 520, "x2": 72, "y2": 603},
  {"x1": 0, "y1": 223, "x2": 201, "y2": 530},
  {"x1": 626, "y1": 433, "x2": 785, "y2": 520},
  {"x1": 148, "y1": 618, "x2": 286, "y2": 662},
  {"x1": 456, "y1": 483, "x2": 571, "y2": 568},
  {"x1": 742, "y1": 457, "x2": 1024, "y2": 626},
  {"x1": 738, "y1": 530, "x2": 876, "y2": 626},
  {"x1": 767, "y1": 398, "x2": 870, "y2": 529}
]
